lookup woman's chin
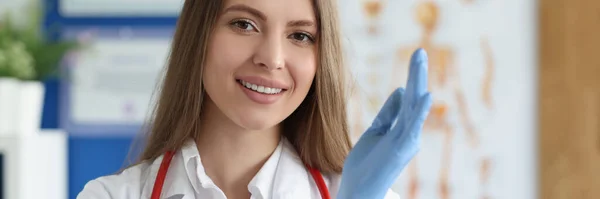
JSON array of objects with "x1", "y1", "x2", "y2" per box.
[{"x1": 234, "y1": 117, "x2": 282, "y2": 132}]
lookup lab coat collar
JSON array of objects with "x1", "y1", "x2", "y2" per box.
[
  {"x1": 180, "y1": 139, "x2": 204, "y2": 194},
  {"x1": 247, "y1": 138, "x2": 283, "y2": 199},
  {"x1": 179, "y1": 137, "x2": 287, "y2": 198},
  {"x1": 271, "y1": 139, "x2": 313, "y2": 198}
]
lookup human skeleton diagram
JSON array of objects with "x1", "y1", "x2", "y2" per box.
[
  {"x1": 362, "y1": 0, "x2": 383, "y2": 35},
  {"x1": 349, "y1": 0, "x2": 496, "y2": 198},
  {"x1": 394, "y1": 1, "x2": 495, "y2": 199}
]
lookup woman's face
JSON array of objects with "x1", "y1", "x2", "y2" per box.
[{"x1": 203, "y1": 0, "x2": 318, "y2": 130}]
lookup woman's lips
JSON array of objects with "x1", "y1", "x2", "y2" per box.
[{"x1": 237, "y1": 80, "x2": 286, "y2": 104}]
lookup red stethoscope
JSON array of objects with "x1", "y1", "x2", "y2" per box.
[{"x1": 151, "y1": 151, "x2": 331, "y2": 199}]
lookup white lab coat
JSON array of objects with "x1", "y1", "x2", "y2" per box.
[{"x1": 77, "y1": 138, "x2": 400, "y2": 199}]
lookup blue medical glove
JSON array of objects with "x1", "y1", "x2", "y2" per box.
[{"x1": 338, "y1": 49, "x2": 432, "y2": 199}]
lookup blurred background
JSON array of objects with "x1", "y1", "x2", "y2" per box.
[{"x1": 0, "y1": 0, "x2": 598, "y2": 199}]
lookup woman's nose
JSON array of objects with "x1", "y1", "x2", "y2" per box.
[{"x1": 252, "y1": 36, "x2": 284, "y2": 70}]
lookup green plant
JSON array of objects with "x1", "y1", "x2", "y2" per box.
[{"x1": 0, "y1": 3, "x2": 79, "y2": 81}]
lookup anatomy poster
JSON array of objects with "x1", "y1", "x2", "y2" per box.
[{"x1": 339, "y1": 0, "x2": 538, "y2": 199}]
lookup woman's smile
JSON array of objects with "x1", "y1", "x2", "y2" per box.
[{"x1": 235, "y1": 76, "x2": 290, "y2": 104}]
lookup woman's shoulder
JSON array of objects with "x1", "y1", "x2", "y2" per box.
[
  {"x1": 76, "y1": 159, "x2": 158, "y2": 199},
  {"x1": 324, "y1": 173, "x2": 402, "y2": 199}
]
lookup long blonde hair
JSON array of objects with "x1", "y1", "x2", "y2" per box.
[{"x1": 132, "y1": 0, "x2": 352, "y2": 174}]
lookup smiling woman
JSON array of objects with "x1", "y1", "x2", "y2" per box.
[{"x1": 75, "y1": 0, "x2": 431, "y2": 198}]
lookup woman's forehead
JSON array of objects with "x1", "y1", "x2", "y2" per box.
[{"x1": 222, "y1": 0, "x2": 317, "y2": 21}]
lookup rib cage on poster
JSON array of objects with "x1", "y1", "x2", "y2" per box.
[{"x1": 339, "y1": 0, "x2": 537, "y2": 199}]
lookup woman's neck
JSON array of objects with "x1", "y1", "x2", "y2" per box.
[{"x1": 196, "y1": 98, "x2": 281, "y2": 198}]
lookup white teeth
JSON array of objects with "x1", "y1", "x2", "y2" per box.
[{"x1": 239, "y1": 80, "x2": 283, "y2": 94}]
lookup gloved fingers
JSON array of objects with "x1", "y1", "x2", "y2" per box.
[
  {"x1": 343, "y1": 135, "x2": 380, "y2": 168},
  {"x1": 396, "y1": 92, "x2": 432, "y2": 144},
  {"x1": 367, "y1": 93, "x2": 430, "y2": 180},
  {"x1": 360, "y1": 134, "x2": 419, "y2": 190},
  {"x1": 364, "y1": 87, "x2": 405, "y2": 136},
  {"x1": 403, "y1": 48, "x2": 429, "y2": 109}
]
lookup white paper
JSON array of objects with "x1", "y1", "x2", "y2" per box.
[
  {"x1": 59, "y1": 0, "x2": 184, "y2": 16},
  {"x1": 69, "y1": 36, "x2": 171, "y2": 125}
]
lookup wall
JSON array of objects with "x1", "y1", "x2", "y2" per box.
[{"x1": 539, "y1": 0, "x2": 600, "y2": 198}]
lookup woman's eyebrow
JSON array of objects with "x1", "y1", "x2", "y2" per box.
[
  {"x1": 288, "y1": 20, "x2": 315, "y2": 28},
  {"x1": 223, "y1": 4, "x2": 267, "y2": 21},
  {"x1": 223, "y1": 4, "x2": 316, "y2": 28}
]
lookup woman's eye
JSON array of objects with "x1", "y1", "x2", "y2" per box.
[
  {"x1": 290, "y1": 33, "x2": 314, "y2": 43},
  {"x1": 231, "y1": 20, "x2": 257, "y2": 32}
]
